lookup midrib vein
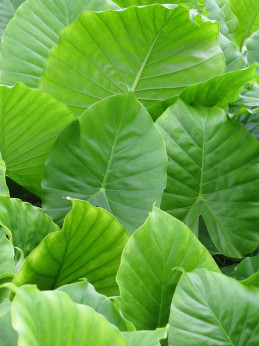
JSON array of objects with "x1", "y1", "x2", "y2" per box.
[{"x1": 131, "y1": 20, "x2": 168, "y2": 92}]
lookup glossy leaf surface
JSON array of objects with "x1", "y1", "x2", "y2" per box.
[
  {"x1": 117, "y1": 207, "x2": 219, "y2": 330},
  {"x1": 12, "y1": 285, "x2": 127, "y2": 346},
  {"x1": 14, "y1": 200, "x2": 129, "y2": 296},
  {"x1": 42, "y1": 93, "x2": 167, "y2": 232},
  {"x1": 0, "y1": 0, "x2": 119, "y2": 87},
  {"x1": 0, "y1": 83, "x2": 76, "y2": 196},
  {"x1": 39, "y1": 4, "x2": 225, "y2": 116},
  {"x1": 169, "y1": 269, "x2": 259, "y2": 345},
  {"x1": 156, "y1": 99, "x2": 259, "y2": 257}
]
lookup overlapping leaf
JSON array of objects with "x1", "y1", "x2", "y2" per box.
[
  {"x1": 117, "y1": 207, "x2": 219, "y2": 330},
  {"x1": 235, "y1": 252, "x2": 259, "y2": 287},
  {"x1": 0, "y1": 229, "x2": 15, "y2": 282},
  {"x1": 169, "y1": 269, "x2": 259, "y2": 345},
  {"x1": 0, "y1": 0, "x2": 119, "y2": 88},
  {"x1": 0, "y1": 154, "x2": 9, "y2": 196},
  {"x1": 156, "y1": 99, "x2": 259, "y2": 257},
  {"x1": 42, "y1": 93, "x2": 167, "y2": 232},
  {"x1": 58, "y1": 280, "x2": 134, "y2": 331},
  {"x1": 12, "y1": 285, "x2": 127, "y2": 346},
  {"x1": 113, "y1": 0, "x2": 205, "y2": 10},
  {"x1": 0, "y1": 299, "x2": 17, "y2": 345},
  {"x1": 0, "y1": 83, "x2": 76, "y2": 196},
  {"x1": 39, "y1": 4, "x2": 225, "y2": 116},
  {"x1": 14, "y1": 199, "x2": 130, "y2": 296},
  {"x1": 0, "y1": 0, "x2": 25, "y2": 41},
  {"x1": 122, "y1": 327, "x2": 168, "y2": 346}
]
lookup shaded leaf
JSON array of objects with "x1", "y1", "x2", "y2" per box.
[
  {"x1": 14, "y1": 199, "x2": 129, "y2": 296},
  {"x1": 0, "y1": 299, "x2": 17, "y2": 346},
  {"x1": 0, "y1": 154, "x2": 9, "y2": 196},
  {"x1": 0, "y1": 0, "x2": 25, "y2": 41},
  {"x1": 122, "y1": 326, "x2": 168, "y2": 346},
  {"x1": 57, "y1": 279, "x2": 134, "y2": 331},
  {"x1": 117, "y1": 207, "x2": 219, "y2": 330},
  {"x1": 0, "y1": 229, "x2": 15, "y2": 282}
]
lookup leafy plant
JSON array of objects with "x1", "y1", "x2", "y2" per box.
[{"x1": 0, "y1": 0, "x2": 259, "y2": 345}]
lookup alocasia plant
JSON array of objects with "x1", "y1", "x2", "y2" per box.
[{"x1": 0, "y1": 0, "x2": 259, "y2": 345}]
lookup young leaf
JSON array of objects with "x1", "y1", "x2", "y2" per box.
[
  {"x1": 156, "y1": 99, "x2": 259, "y2": 258},
  {"x1": 247, "y1": 30, "x2": 259, "y2": 72},
  {"x1": 235, "y1": 252, "x2": 259, "y2": 288},
  {"x1": 39, "y1": 4, "x2": 225, "y2": 116},
  {"x1": 57, "y1": 279, "x2": 135, "y2": 331},
  {"x1": 0, "y1": 0, "x2": 119, "y2": 88},
  {"x1": 169, "y1": 269, "x2": 259, "y2": 345},
  {"x1": 42, "y1": 93, "x2": 167, "y2": 232},
  {"x1": 117, "y1": 207, "x2": 219, "y2": 330},
  {"x1": 122, "y1": 326, "x2": 168, "y2": 346},
  {"x1": 0, "y1": 83, "x2": 76, "y2": 196},
  {"x1": 12, "y1": 285, "x2": 127, "y2": 346},
  {"x1": 14, "y1": 199, "x2": 130, "y2": 296},
  {"x1": 0, "y1": 197, "x2": 59, "y2": 259}
]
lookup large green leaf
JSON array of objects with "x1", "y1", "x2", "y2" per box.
[
  {"x1": 57, "y1": 279, "x2": 134, "y2": 331},
  {"x1": 0, "y1": 0, "x2": 119, "y2": 88},
  {"x1": 205, "y1": 0, "x2": 238, "y2": 40},
  {"x1": 149, "y1": 65, "x2": 256, "y2": 119},
  {"x1": 0, "y1": 299, "x2": 17, "y2": 346},
  {"x1": 0, "y1": 154, "x2": 9, "y2": 196},
  {"x1": 113, "y1": 0, "x2": 205, "y2": 10},
  {"x1": 169, "y1": 269, "x2": 259, "y2": 345},
  {"x1": 229, "y1": 0, "x2": 259, "y2": 50},
  {"x1": 122, "y1": 327, "x2": 168, "y2": 346},
  {"x1": 0, "y1": 196, "x2": 58, "y2": 259},
  {"x1": 42, "y1": 93, "x2": 167, "y2": 232},
  {"x1": 39, "y1": 4, "x2": 225, "y2": 116},
  {"x1": 156, "y1": 99, "x2": 259, "y2": 257},
  {"x1": 0, "y1": 83, "x2": 76, "y2": 196},
  {"x1": 14, "y1": 199, "x2": 129, "y2": 296},
  {"x1": 0, "y1": 0, "x2": 25, "y2": 41},
  {"x1": 0, "y1": 229, "x2": 15, "y2": 282},
  {"x1": 117, "y1": 207, "x2": 219, "y2": 330},
  {"x1": 12, "y1": 285, "x2": 127, "y2": 346}
]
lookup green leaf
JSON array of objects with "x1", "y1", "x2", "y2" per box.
[
  {"x1": 0, "y1": 0, "x2": 119, "y2": 88},
  {"x1": 57, "y1": 279, "x2": 135, "y2": 331},
  {"x1": 237, "y1": 113, "x2": 259, "y2": 141},
  {"x1": 169, "y1": 269, "x2": 259, "y2": 345},
  {"x1": 113, "y1": 0, "x2": 205, "y2": 10},
  {"x1": 39, "y1": 4, "x2": 225, "y2": 116},
  {"x1": 12, "y1": 285, "x2": 127, "y2": 346},
  {"x1": 220, "y1": 263, "x2": 237, "y2": 278},
  {"x1": 231, "y1": 82, "x2": 259, "y2": 109},
  {"x1": 148, "y1": 65, "x2": 255, "y2": 119},
  {"x1": 14, "y1": 199, "x2": 129, "y2": 296},
  {"x1": 156, "y1": 99, "x2": 259, "y2": 258},
  {"x1": 0, "y1": 83, "x2": 76, "y2": 196},
  {"x1": 0, "y1": 0, "x2": 25, "y2": 41},
  {"x1": 122, "y1": 326, "x2": 168, "y2": 346},
  {"x1": 205, "y1": 0, "x2": 238, "y2": 40},
  {"x1": 0, "y1": 196, "x2": 59, "y2": 259},
  {"x1": 247, "y1": 30, "x2": 259, "y2": 72},
  {"x1": 117, "y1": 207, "x2": 219, "y2": 330},
  {"x1": 217, "y1": 34, "x2": 246, "y2": 72},
  {"x1": 0, "y1": 229, "x2": 15, "y2": 282},
  {"x1": 0, "y1": 154, "x2": 9, "y2": 196},
  {"x1": 42, "y1": 93, "x2": 167, "y2": 232},
  {"x1": 0, "y1": 299, "x2": 18, "y2": 346},
  {"x1": 229, "y1": 0, "x2": 259, "y2": 50},
  {"x1": 235, "y1": 252, "x2": 259, "y2": 288}
]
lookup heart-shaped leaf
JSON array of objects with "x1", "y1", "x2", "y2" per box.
[
  {"x1": 156, "y1": 99, "x2": 259, "y2": 257},
  {"x1": 42, "y1": 92, "x2": 167, "y2": 232},
  {"x1": 14, "y1": 199, "x2": 129, "y2": 296},
  {"x1": 117, "y1": 207, "x2": 219, "y2": 330},
  {"x1": 39, "y1": 4, "x2": 225, "y2": 116}
]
